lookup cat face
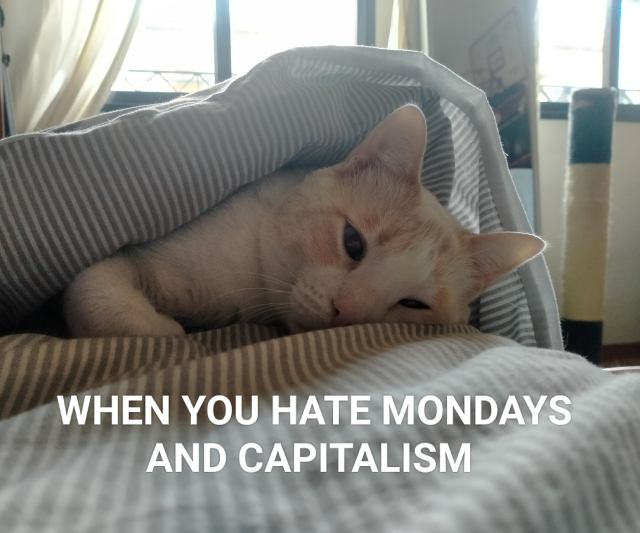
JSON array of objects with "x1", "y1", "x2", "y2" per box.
[{"x1": 263, "y1": 105, "x2": 545, "y2": 333}]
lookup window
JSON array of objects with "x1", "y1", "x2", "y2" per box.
[
  {"x1": 108, "y1": 0, "x2": 361, "y2": 105},
  {"x1": 538, "y1": 0, "x2": 640, "y2": 120},
  {"x1": 112, "y1": 0, "x2": 216, "y2": 93},
  {"x1": 619, "y1": 0, "x2": 640, "y2": 104},
  {"x1": 538, "y1": 0, "x2": 607, "y2": 103},
  {"x1": 229, "y1": 0, "x2": 357, "y2": 77}
]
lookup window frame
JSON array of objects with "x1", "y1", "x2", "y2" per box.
[
  {"x1": 106, "y1": 1, "x2": 637, "y2": 122},
  {"x1": 540, "y1": 0, "x2": 640, "y2": 122},
  {"x1": 103, "y1": 0, "x2": 375, "y2": 112}
]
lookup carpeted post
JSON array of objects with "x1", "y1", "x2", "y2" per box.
[{"x1": 560, "y1": 88, "x2": 617, "y2": 365}]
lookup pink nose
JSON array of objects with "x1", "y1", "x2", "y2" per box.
[{"x1": 330, "y1": 299, "x2": 360, "y2": 328}]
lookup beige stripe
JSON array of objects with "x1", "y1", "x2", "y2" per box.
[
  {"x1": 259, "y1": 338, "x2": 275, "y2": 395},
  {"x1": 80, "y1": 339, "x2": 103, "y2": 391},
  {"x1": 15, "y1": 341, "x2": 50, "y2": 414},
  {"x1": 68, "y1": 338, "x2": 92, "y2": 396},
  {"x1": 0, "y1": 325, "x2": 477, "y2": 420},
  {"x1": 0, "y1": 335, "x2": 40, "y2": 407},
  {"x1": 1, "y1": 337, "x2": 40, "y2": 418},
  {"x1": 100, "y1": 339, "x2": 119, "y2": 382},
  {"x1": 561, "y1": 163, "x2": 612, "y2": 321},
  {"x1": 115, "y1": 338, "x2": 130, "y2": 376}
]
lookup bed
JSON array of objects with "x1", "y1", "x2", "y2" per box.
[{"x1": 0, "y1": 46, "x2": 638, "y2": 532}]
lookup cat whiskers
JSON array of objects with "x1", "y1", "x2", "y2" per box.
[
  {"x1": 248, "y1": 251, "x2": 303, "y2": 285},
  {"x1": 201, "y1": 268, "x2": 295, "y2": 324},
  {"x1": 246, "y1": 271, "x2": 295, "y2": 289},
  {"x1": 248, "y1": 310, "x2": 290, "y2": 326},
  {"x1": 211, "y1": 300, "x2": 290, "y2": 328},
  {"x1": 241, "y1": 302, "x2": 291, "y2": 324},
  {"x1": 181, "y1": 272, "x2": 292, "y2": 327},
  {"x1": 196, "y1": 269, "x2": 295, "y2": 290},
  {"x1": 180, "y1": 285, "x2": 270, "y2": 325},
  {"x1": 152, "y1": 264, "x2": 294, "y2": 329}
]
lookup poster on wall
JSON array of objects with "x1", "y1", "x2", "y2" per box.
[{"x1": 469, "y1": 9, "x2": 532, "y2": 169}]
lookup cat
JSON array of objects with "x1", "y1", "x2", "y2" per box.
[{"x1": 63, "y1": 104, "x2": 545, "y2": 338}]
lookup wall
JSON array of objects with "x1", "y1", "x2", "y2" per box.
[
  {"x1": 538, "y1": 119, "x2": 640, "y2": 344},
  {"x1": 426, "y1": 0, "x2": 531, "y2": 82}
]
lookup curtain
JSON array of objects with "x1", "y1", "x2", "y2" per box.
[
  {"x1": 1, "y1": 0, "x2": 141, "y2": 133},
  {"x1": 386, "y1": 0, "x2": 427, "y2": 52}
]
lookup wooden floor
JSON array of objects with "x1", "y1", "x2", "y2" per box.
[{"x1": 602, "y1": 343, "x2": 640, "y2": 368}]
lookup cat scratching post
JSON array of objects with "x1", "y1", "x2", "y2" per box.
[{"x1": 560, "y1": 88, "x2": 617, "y2": 365}]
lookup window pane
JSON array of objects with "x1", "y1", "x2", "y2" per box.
[
  {"x1": 619, "y1": 0, "x2": 640, "y2": 103},
  {"x1": 112, "y1": 0, "x2": 215, "y2": 92},
  {"x1": 229, "y1": 0, "x2": 357, "y2": 76},
  {"x1": 538, "y1": 0, "x2": 607, "y2": 101}
]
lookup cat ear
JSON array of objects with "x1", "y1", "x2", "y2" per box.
[
  {"x1": 465, "y1": 232, "x2": 546, "y2": 300},
  {"x1": 338, "y1": 104, "x2": 427, "y2": 185}
]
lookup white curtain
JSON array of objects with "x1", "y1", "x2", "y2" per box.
[
  {"x1": 386, "y1": 0, "x2": 428, "y2": 53},
  {"x1": 1, "y1": 0, "x2": 141, "y2": 133}
]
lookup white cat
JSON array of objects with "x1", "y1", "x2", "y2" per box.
[{"x1": 63, "y1": 104, "x2": 545, "y2": 338}]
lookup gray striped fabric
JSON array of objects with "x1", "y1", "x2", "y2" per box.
[
  {"x1": 0, "y1": 323, "x2": 638, "y2": 532},
  {"x1": 0, "y1": 46, "x2": 560, "y2": 348}
]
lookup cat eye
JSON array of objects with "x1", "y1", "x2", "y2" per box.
[
  {"x1": 343, "y1": 223, "x2": 365, "y2": 261},
  {"x1": 398, "y1": 299, "x2": 430, "y2": 310}
]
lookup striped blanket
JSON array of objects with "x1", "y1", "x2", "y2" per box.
[
  {"x1": 0, "y1": 46, "x2": 561, "y2": 348},
  {"x1": 0, "y1": 324, "x2": 639, "y2": 532},
  {"x1": 4, "y1": 47, "x2": 633, "y2": 532}
]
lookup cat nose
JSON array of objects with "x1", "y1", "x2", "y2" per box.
[{"x1": 331, "y1": 299, "x2": 355, "y2": 327}]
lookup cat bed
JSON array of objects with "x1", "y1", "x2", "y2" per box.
[{"x1": 0, "y1": 46, "x2": 561, "y2": 348}]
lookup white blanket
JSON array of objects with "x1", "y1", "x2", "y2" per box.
[{"x1": 0, "y1": 324, "x2": 638, "y2": 532}]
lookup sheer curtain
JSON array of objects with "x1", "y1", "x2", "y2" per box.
[
  {"x1": 386, "y1": 0, "x2": 428, "y2": 53},
  {"x1": 1, "y1": 0, "x2": 141, "y2": 133}
]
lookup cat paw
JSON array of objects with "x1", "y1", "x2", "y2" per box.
[
  {"x1": 67, "y1": 310, "x2": 186, "y2": 338},
  {"x1": 148, "y1": 314, "x2": 186, "y2": 337},
  {"x1": 124, "y1": 313, "x2": 186, "y2": 337}
]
